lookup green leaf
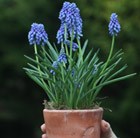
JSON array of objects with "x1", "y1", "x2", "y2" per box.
[
  {"x1": 95, "y1": 73, "x2": 137, "y2": 89},
  {"x1": 82, "y1": 40, "x2": 88, "y2": 54},
  {"x1": 47, "y1": 41, "x2": 58, "y2": 60}
]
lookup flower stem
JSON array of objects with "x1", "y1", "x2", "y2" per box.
[
  {"x1": 91, "y1": 35, "x2": 115, "y2": 101},
  {"x1": 70, "y1": 30, "x2": 74, "y2": 60},
  {"x1": 101, "y1": 35, "x2": 115, "y2": 74},
  {"x1": 64, "y1": 24, "x2": 69, "y2": 57},
  {"x1": 34, "y1": 44, "x2": 47, "y2": 89},
  {"x1": 34, "y1": 44, "x2": 40, "y2": 70}
]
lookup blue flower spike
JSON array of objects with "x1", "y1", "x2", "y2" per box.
[
  {"x1": 28, "y1": 23, "x2": 48, "y2": 46},
  {"x1": 108, "y1": 13, "x2": 121, "y2": 36},
  {"x1": 56, "y1": 2, "x2": 83, "y2": 43},
  {"x1": 56, "y1": 25, "x2": 66, "y2": 44},
  {"x1": 57, "y1": 47, "x2": 67, "y2": 63},
  {"x1": 64, "y1": 40, "x2": 79, "y2": 51},
  {"x1": 50, "y1": 61, "x2": 58, "y2": 75}
]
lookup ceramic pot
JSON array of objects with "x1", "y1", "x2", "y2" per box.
[{"x1": 43, "y1": 108, "x2": 103, "y2": 138}]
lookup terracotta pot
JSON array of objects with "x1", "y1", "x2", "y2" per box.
[{"x1": 43, "y1": 108, "x2": 103, "y2": 138}]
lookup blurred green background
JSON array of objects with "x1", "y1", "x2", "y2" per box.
[{"x1": 0, "y1": 0, "x2": 139, "y2": 138}]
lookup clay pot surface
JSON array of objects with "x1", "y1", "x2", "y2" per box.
[{"x1": 43, "y1": 108, "x2": 103, "y2": 138}]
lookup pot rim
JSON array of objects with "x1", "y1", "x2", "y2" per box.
[{"x1": 43, "y1": 107, "x2": 103, "y2": 113}]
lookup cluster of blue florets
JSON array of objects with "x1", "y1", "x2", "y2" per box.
[
  {"x1": 57, "y1": 47, "x2": 67, "y2": 63},
  {"x1": 108, "y1": 13, "x2": 121, "y2": 36},
  {"x1": 56, "y1": 1, "x2": 83, "y2": 44},
  {"x1": 64, "y1": 40, "x2": 79, "y2": 51},
  {"x1": 50, "y1": 61, "x2": 58, "y2": 75},
  {"x1": 56, "y1": 25, "x2": 66, "y2": 44},
  {"x1": 28, "y1": 23, "x2": 48, "y2": 46},
  {"x1": 50, "y1": 47, "x2": 67, "y2": 75},
  {"x1": 28, "y1": 5, "x2": 121, "y2": 46}
]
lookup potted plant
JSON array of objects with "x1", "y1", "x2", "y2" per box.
[{"x1": 24, "y1": 1, "x2": 136, "y2": 138}]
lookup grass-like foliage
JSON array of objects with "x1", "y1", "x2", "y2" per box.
[{"x1": 24, "y1": 37, "x2": 136, "y2": 109}]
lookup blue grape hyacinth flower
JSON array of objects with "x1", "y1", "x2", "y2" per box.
[
  {"x1": 56, "y1": 1, "x2": 82, "y2": 44},
  {"x1": 28, "y1": 23, "x2": 48, "y2": 46},
  {"x1": 57, "y1": 47, "x2": 67, "y2": 63},
  {"x1": 50, "y1": 61, "x2": 58, "y2": 75},
  {"x1": 108, "y1": 13, "x2": 121, "y2": 36},
  {"x1": 56, "y1": 25, "x2": 67, "y2": 44},
  {"x1": 64, "y1": 40, "x2": 79, "y2": 51}
]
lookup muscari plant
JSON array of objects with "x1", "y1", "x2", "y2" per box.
[{"x1": 24, "y1": 1, "x2": 136, "y2": 109}]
